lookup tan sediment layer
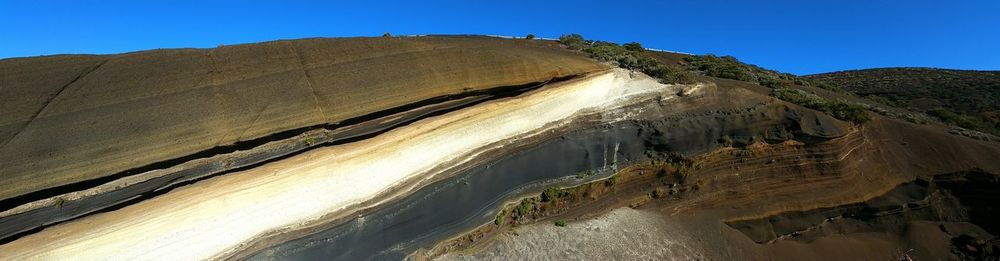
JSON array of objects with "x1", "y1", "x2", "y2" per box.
[
  {"x1": 0, "y1": 36, "x2": 604, "y2": 203},
  {"x1": 0, "y1": 69, "x2": 687, "y2": 260}
]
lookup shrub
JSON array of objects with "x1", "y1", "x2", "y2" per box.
[
  {"x1": 495, "y1": 209, "x2": 506, "y2": 225},
  {"x1": 825, "y1": 102, "x2": 872, "y2": 123},
  {"x1": 526, "y1": 34, "x2": 535, "y2": 40},
  {"x1": 652, "y1": 187, "x2": 668, "y2": 198},
  {"x1": 645, "y1": 65, "x2": 696, "y2": 84},
  {"x1": 928, "y1": 108, "x2": 980, "y2": 129},
  {"x1": 772, "y1": 87, "x2": 871, "y2": 123},
  {"x1": 554, "y1": 219, "x2": 567, "y2": 227},
  {"x1": 382, "y1": 32, "x2": 392, "y2": 38},
  {"x1": 758, "y1": 74, "x2": 787, "y2": 88},
  {"x1": 542, "y1": 187, "x2": 561, "y2": 202},
  {"x1": 585, "y1": 41, "x2": 630, "y2": 64},
  {"x1": 558, "y1": 34, "x2": 698, "y2": 85},
  {"x1": 684, "y1": 55, "x2": 758, "y2": 82},
  {"x1": 53, "y1": 197, "x2": 65, "y2": 208},
  {"x1": 517, "y1": 198, "x2": 537, "y2": 216},
  {"x1": 623, "y1": 42, "x2": 644, "y2": 52},
  {"x1": 558, "y1": 33, "x2": 587, "y2": 50}
]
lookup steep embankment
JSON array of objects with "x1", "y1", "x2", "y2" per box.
[
  {"x1": 0, "y1": 69, "x2": 683, "y2": 260},
  {"x1": 0, "y1": 36, "x2": 604, "y2": 208}
]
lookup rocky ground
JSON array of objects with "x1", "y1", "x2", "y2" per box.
[{"x1": 440, "y1": 208, "x2": 711, "y2": 261}]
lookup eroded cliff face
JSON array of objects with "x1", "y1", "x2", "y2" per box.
[
  {"x1": 0, "y1": 36, "x2": 604, "y2": 206},
  {"x1": 0, "y1": 68, "x2": 694, "y2": 260}
]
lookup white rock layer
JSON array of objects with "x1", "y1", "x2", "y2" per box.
[{"x1": 0, "y1": 69, "x2": 681, "y2": 260}]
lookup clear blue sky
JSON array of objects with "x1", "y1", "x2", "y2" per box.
[{"x1": 2, "y1": 0, "x2": 998, "y2": 75}]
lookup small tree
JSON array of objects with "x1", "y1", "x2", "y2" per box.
[
  {"x1": 623, "y1": 42, "x2": 644, "y2": 52},
  {"x1": 542, "y1": 187, "x2": 560, "y2": 202},
  {"x1": 382, "y1": 32, "x2": 392, "y2": 38},
  {"x1": 526, "y1": 34, "x2": 536, "y2": 40},
  {"x1": 558, "y1": 33, "x2": 587, "y2": 50}
]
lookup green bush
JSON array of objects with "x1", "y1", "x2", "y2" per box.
[
  {"x1": 495, "y1": 209, "x2": 506, "y2": 225},
  {"x1": 558, "y1": 34, "x2": 696, "y2": 84},
  {"x1": 684, "y1": 54, "x2": 841, "y2": 92},
  {"x1": 554, "y1": 219, "x2": 567, "y2": 227},
  {"x1": 542, "y1": 187, "x2": 561, "y2": 202},
  {"x1": 525, "y1": 34, "x2": 535, "y2": 40},
  {"x1": 623, "y1": 42, "x2": 644, "y2": 52},
  {"x1": 559, "y1": 34, "x2": 587, "y2": 50},
  {"x1": 517, "y1": 198, "x2": 537, "y2": 216},
  {"x1": 684, "y1": 55, "x2": 759, "y2": 82},
  {"x1": 772, "y1": 87, "x2": 871, "y2": 123},
  {"x1": 928, "y1": 108, "x2": 980, "y2": 129},
  {"x1": 826, "y1": 102, "x2": 872, "y2": 123},
  {"x1": 585, "y1": 41, "x2": 630, "y2": 64}
]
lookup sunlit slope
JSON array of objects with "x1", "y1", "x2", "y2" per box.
[
  {"x1": 0, "y1": 36, "x2": 605, "y2": 202},
  {"x1": 0, "y1": 69, "x2": 675, "y2": 260}
]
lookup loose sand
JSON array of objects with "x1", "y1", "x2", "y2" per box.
[{"x1": 0, "y1": 69, "x2": 682, "y2": 260}]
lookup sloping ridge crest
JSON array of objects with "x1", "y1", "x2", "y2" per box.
[{"x1": 0, "y1": 36, "x2": 606, "y2": 203}]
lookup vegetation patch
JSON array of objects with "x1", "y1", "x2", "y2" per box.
[
  {"x1": 559, "y1": 34, "x2": 695, "y2": 84},
  {"x1": 490, "y1": 153, "x2": 697, "y2": 232},
  {"x1": 494, "y1": 209, "x2": 506, "y2": 226},
  {"x1": 772, "y1": 87, "x2": 871, "y2": 123},
  {"x1": 808, "y1": 68, "x2": 1000, "y2": 135},
  {"x1": 517, "y1": 197, "x2": 538, "y2": 217},
  {"x1": 53, "y1": 197, "x2": 65, "y2": 208},
  {"x1": 558, "y1": 33, "x2": 874, "y2": 124},
  {"x1": 542, "y1": 186, "x2": 567, "y2": 202},
  {"x1": 682, "y1": 55, "x2": 847, "y2": 93}
]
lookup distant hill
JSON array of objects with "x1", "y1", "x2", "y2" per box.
[{"x1": 807, "y1": 68, "x2": 1000, "y2": 135}]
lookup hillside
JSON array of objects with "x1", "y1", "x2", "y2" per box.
[
  {"x1": 0, "y1": 35, "x2": 998, "y2": 261},
  {"x1": 807, "y1": 68, "x2": 1000, "y2": 135}
]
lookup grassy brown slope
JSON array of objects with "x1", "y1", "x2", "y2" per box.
[
  {"x1": 807, "y1": 68, "x2": 1000, "y2": 134},
  {"x1": 0, "y1": 36, "x2": 605, "y2": 203}
]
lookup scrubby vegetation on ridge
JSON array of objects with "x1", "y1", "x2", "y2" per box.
[
  {"x1": 557, "y1": 33, "x2": 874, "y2": 124},
  {"x1": 682, "y1": 54, "x2": 871, "y2": 124},
  {"x1": 772, "y1": 87, "x2": 871, "y2": 123},
  {"x1": 558, "y1": 34, "x2": 695, "y2": 84},
  {"x1": 809, "y1": 68, "x2": 1000, "y2": 136},
  {"x1": 682, "y1": 54, "x2": 846, "y2": 93}
]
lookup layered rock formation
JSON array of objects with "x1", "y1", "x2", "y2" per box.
[{"x1": 1, "y1": 36, "x2": 999, "y2": 261}]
